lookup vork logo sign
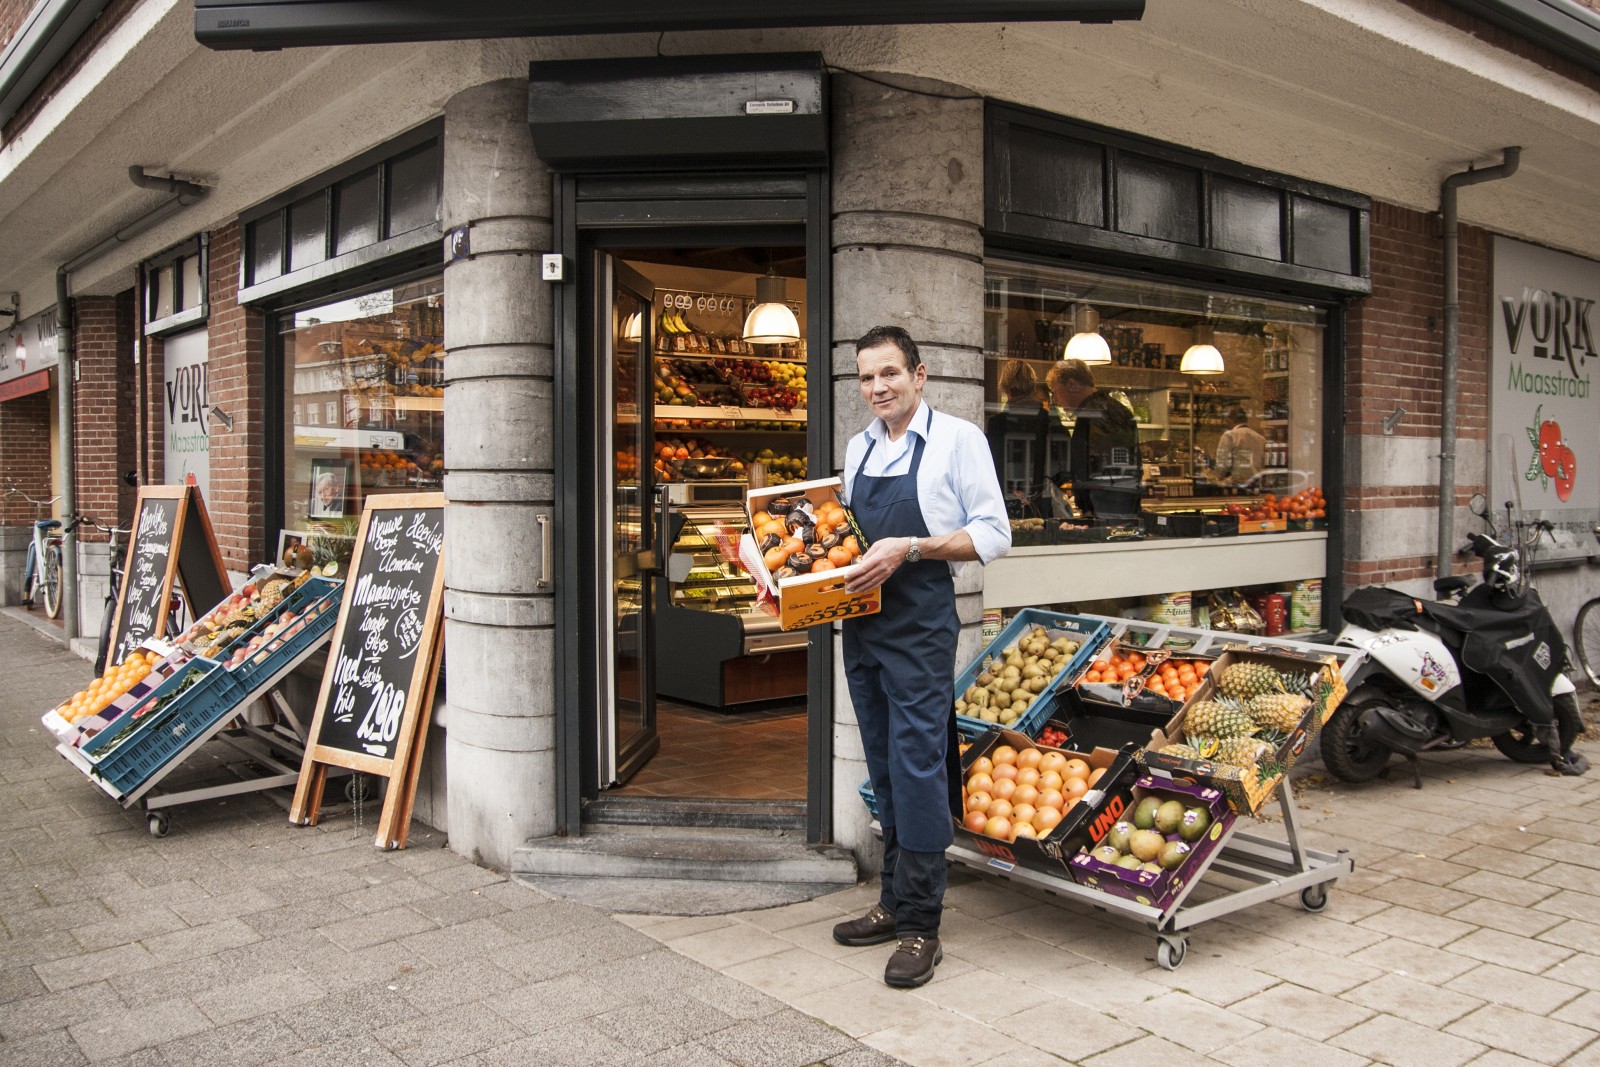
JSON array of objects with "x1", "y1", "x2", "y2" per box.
[
  {"x1": 1492, "y1": 238, "x2": 1600, "y2": 518},
  {"x1": 162, "y1": 329, "x2": 211, "y2": 498}
]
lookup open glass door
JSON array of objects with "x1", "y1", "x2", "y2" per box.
[{"x1": 596, "y1": 255, "x2": 660, "y2": 785}]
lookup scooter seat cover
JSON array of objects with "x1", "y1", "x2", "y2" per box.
[
  {"x1": 1342, "y1": 586, "x2": 1420, "y2": 632},
  {"x1": 1421, "y1": 585, "x2": 1562, "y2": 726}
]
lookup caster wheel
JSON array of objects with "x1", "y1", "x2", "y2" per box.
[
  {"x1": 344, "y1": 775, "x2": 372, "y2": 804},
  {"x1": 1300, "y1": 885, "x2": 1330, "y2": 913},
  {"x1": 1156, "y1": 935, "x2": 1187, "y2": 970},
  {"x1": 148, "y1": 812, "x2": 170, "y2": 838}
]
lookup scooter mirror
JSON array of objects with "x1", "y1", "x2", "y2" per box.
[{"x1": 1468, "y1": 493, "x2": 1488, "y2": 518}]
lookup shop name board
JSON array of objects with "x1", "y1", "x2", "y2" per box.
[
  {"x1": 1491, "y1": 238, "x2": 1600, "y2": 559},
  {"x1": 163, "y1": 329, "x2": 210, "y2": 498},
  {"x1": 0, "y1": 308, "x2": 59, "y2": 385}
]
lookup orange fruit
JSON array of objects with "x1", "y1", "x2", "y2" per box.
[{"x1": 826, "y1": 546, "x2": 852, "y2": 568}]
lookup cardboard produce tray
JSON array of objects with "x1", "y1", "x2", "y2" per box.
[{"x1": 1068, "y1": 775, "x2": 1235, "y2": 911}]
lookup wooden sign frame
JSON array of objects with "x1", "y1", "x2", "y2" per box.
[
  {"x1": 289, "y1": 492, "x2": 446, "y2": 849},
  {"x1": 106, "y1": 484, "x2": 230, "y2": 667}
]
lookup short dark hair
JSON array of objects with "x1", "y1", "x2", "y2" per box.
[
  {"x1": 855, "y1": 325, "x2": 921, "y2": 372},
  {"x1": 1046, "y1": 358, "x2": 1095, "y2": 393}
]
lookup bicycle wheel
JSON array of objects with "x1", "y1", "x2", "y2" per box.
[
  {"x1": 1576, "y1": 598, "x2": 1600, "y2": 688},
  {"x1": 41, "y1": 543, "x2": 62, "y2": 618}
]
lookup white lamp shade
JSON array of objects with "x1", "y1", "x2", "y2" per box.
[
  {"x1": 742, "y1": 301, "x2": 801, "y2": 344},
  {"x1": 621, "y1": 311, "x2": 641, "y2": 341},
  {"x1": 1065, "y1": 329, "x2": 1112, "y2": 365},
  {"x1": 1180, "y1": 343, "x2": 1225, "y2": 375}
]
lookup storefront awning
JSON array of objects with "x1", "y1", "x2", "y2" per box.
[{"x1": 0, "y1": 369, "x2": 50, "y2": 403}]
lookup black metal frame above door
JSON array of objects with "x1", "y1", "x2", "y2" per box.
[{"x1": 551, "y1": 169, "x2": 832, "y2": 842}]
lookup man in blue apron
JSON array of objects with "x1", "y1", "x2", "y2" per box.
[{"x1": 831, "y1": 326, "x2": 1010, "y2": 988}]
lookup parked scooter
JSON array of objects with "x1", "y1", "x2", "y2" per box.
[{"x1": 1326, "y1": 492, "x2": 1587, "y2": 787}]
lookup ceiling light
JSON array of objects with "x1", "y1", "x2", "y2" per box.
[
  {"x1": 1181, "y1": 324, "x2": 1225, "y2": 375},
  {"x1": 742, "y1": 273, "x2": 800, "y2": 345},
  {"x1": 621, "y1": 311, "x2": 641, "y2": 342},
  {"x1": 1064, "y1": 306, "x2": 1111, "y2": 365}
]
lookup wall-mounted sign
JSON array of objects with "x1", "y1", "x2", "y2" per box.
[
  {"x1": 162, "y1": 328, "x2": 210, "y2": 498},
  {"x1": 0, "y1": 307, "x2": 59, "y2": 386},
  {"x1": 1491, "y1": 237, "x2": 1599, "y2": 561}
]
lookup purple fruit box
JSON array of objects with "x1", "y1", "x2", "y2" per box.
[{"x1": 1067, "y1": 775, "x2": 1234, "y2": 912}]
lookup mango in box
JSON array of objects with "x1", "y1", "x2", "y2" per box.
[{"x1": 743, "y1": 478, "x2": 880, "y2": 630}]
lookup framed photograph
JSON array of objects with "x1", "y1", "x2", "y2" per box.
[
  {"x1": 277, "y1": 529, "x2": 308, "y2": 570},
  {"x1": 309, "y1": 458, "x2": 351, "y2": 519}
]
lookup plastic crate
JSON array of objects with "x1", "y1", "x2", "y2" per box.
[
  {"x1": 217, "y1": 576, "x2": 343, "y2": 692},
  {"x1": 955, "y1": 609, "x2": 1111, "y2": 738},
  {"x1": 859, "y1": 778, "x2": 878, "y2": 819},
  {"x1": 89, "y1": 658, "x2": 247, "y2": 796}
]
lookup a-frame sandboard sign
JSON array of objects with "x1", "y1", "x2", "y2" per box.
[
  {"x1": 289, "y1": 492, "x2": 445, "y2": 849},
  {"x1": 106, "y1": 484, "x2": 230, "y2": 668}
]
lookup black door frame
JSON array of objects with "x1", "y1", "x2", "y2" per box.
[{"x1": 551, "y1": 169, "x2": 833, "y2": 842}]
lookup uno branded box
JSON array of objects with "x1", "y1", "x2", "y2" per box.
[{"x1": 742, "y1": 478, "x2": 881, "y2": 630}]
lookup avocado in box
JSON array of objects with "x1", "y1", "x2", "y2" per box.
[
  {"x1": 1068, "y1": 775, "x2": 1234, "y2": 911},
  {"x1": 1141, "y1": 646, "x2": 1347, "y2": 815},
  {"x1": 953, "y1": 727, "x2": 1139, "y2": 878},
  {"x1": 741, "y1": 478, "x2": 881, "y2": 630}
]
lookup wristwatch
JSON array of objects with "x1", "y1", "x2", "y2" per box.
[{"x1": 905, "y1": 536, "x2": 922, "y2": 564}]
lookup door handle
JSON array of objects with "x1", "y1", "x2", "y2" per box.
[{"x1": 536, "y1": 513, "x2": 551, "y2": 588}]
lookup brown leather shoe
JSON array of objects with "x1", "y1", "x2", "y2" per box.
[
  {"x1": 884, "y1": 935, "x2": 942, "y2": 988},
  {"x1": 831, "y1": 904, "x2": 897, "y2": 946}
]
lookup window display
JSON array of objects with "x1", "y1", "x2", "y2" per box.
[{"x1": 277, "y1": 276, "x2": 444, "y2": 572}]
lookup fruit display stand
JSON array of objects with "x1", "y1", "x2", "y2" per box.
[
  {"x1": 930, "y1": 616, "x2": 1368, "y2": 969},
  {"x1": 49, "y1": 573, "x2": 348, "y2": 837}
]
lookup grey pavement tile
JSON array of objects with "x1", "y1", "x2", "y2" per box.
[
  {"x1": 908, "y1": 964, "x2": 1056, "y2": 1023},
  {"x1": 1355, "y1": 904, "x2": 1476, "y2": 946},
  {"x1": 1528, "y1": 837, "x2": 1600, "y2": 870},
  {"x1": 416, "y1": 863, "x2": 503, "y2": 894},
  {"x1": 1523, "y1": 816, "x2": 1600, "y2": 845},
  {"x1": 1554, "y1": 990, "x2": 1600, "y2": 1031},
  {"x1": 289, "y1": 937, "x2": 422, "y2": 992},
  {"x1": 4, "y1": 929, "x2": 91, "y2": 968},
  {"x1": 485, "y1": 970, "x2": 633, "y2": 1033},
  {"x1": 398, "y1": 916, "x2": 531, "y2": 968},
  {"x1": 1533, "y1": 887, "x2": 1600, "y2": 923},
  {"x1": 584, "y1": 1000, "x2": 713, "y2": 1058},
  {"x1": 463, "y1": 1021, "x2": 634, "y2": 1067},
  {"x1": 279, "y1": 984, "x2": 417, "y2": 1045},
  {"x1": 404, "y1": 888, "x2": 507, "y2": 928},
  {"x1": 140, "y1": 917, "x2": 262, "y2": 965},
  {"x1": 0, "y1": 982, "x2": 125, "y2": 1042},
  {"x1": 240, "y1": 899, "x2": 360, "y2": 939},
  {"x1": 1444, "y1": 1003, "x2": 1597, "y2": 1065},
  {"x1": 991, "y1": 1000, "x2": 1141, "y2": 1062},
  {"x1": 723, "y1": 946, "x2": 867, "y2": 1003},
  {"x1": 1547, "y1": 953, "x2": 1600, "y2": 989},
  {"x1": 1447, "y1": 897, "x2": 1566, "y2": 937},
  {"x1": 1537, "y1": 917, "x2": 1600, "y2": 956},
  {"x1": 661, "y1": 922, "x2": 797, "y2": 971},
  {"x1": 70, "y1": 905, "x2": 191, "y2": 953},
  {"x1": 1111, "y1": 990, "x2": 1264, "y2": 1053},
  {"x1": 1254, "y1": 947, "x2": 1386, "y2": 995},
  {"x1": 1019, "y1": 959, "x2": 1168, "y2": 1013},
  {"x1": 105, "y1": 953, "x2": 234, "y2": 1003},
  {"x1": 333, "y1": 876, "x2": 446, "y2": 916},
  {"x1": 1529, "y1": 861, "x2": 1600, "y2": 895},
  {"x1": 391, "y1": 957, "x2": 520, "y2": 1013},
  {"x1": 34, "y1": 942, "x2": 160, "y2": 992},
  {"x1": 167, "y1": 887, "x2": 282, "y2": 926},
  {"x1": 0, "y1": 1028, "x2": 90, "y2": 1067},
  {"x1": 822, "y1": 1050, "x2": 909, "y2": 1067},
  {"x1": 872, "y1": 1011, "x2": 1048, "y2": 1067},
  {"x1": 1347, "y1": 937, "x2": 1480, "y2": 984},
  {"x1": 1230, "y1": 981, "x2": 1375, "y2": 1040},
  {"x1": 1443, "y1": 962, "x2": 1585, "y2": 1015},
  {"x1": 1211, "y1": 1028, "x2": 1371, "y2": 1067},
  {"x1": 191, "y1": 968, "x2": 330, "y2": 1027},
  {"x1": 262, "y1": 1034, "x2": 408, "y2": 1067},
  {"x1": 1445, "y1": 844, "x2": 1555, "y2": 878},
  {"x1": 475, "y1": 880, "x2": 548, "y2": 911},
  {"x1": 378, "y1": 998, "x2": 521, "y2": 1067},
  {"x1": 318, "y1": 905, "x2": 440, "y2": 951},
  {"x1": 1463, "y1": 1053, "x2": 1564, "y2": 1067},
  {"x1": 1080, "y1": 1036, "x2": 1224, "y2": 1067},
  {"x1": 1331, "y1": 1012, "x2": 1486, "y2": 1067},
  {"x1": 67, "y1": 995, "x2": 212, "y2": 1063},
  {"x1": 699, "y1": 1010, "x2": 868, "y2": 1067},
  {"x1": 1364, "y1": 878, "x2": 1478, "y2": 915},
  {"x1": 1446, "y1": 870, "x2": 1559, "y2": 908},
  {"x1": 156, "y1": 1014, "x2": 306, "y2": 1067},
  {"x1": 4, "y1": 899, "x2": 115, "y2": 939},
  {"x1": 636, "y1": 987, "x2": 743, "y2": 1037},
  {"x1": 1450, "y1": 927, "x2": 1575, "y2": 974},
  {"x1": 0, "y1": 962, "x2": 48, "y2": 1003},
  {"x1": 1145, "y1": 954, "x2": 1282, "y2": 1007},
  {"x1": 1341, "y1": 972, "x2": 1483, "y2": 1027}
]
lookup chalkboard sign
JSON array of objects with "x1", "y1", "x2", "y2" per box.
[
  {"x1": 290, "y1": 492, "x2": 446, "y2": 849},
  {"x1": 107, "y1": 485, "x2": 229, "y2": 667}
]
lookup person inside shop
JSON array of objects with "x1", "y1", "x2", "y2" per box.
[
  {"x1": 984, "y1": 358, "x2": 1051, "y2": 518},
  {"x1": 1213, "y1": 405, "x2": 1267, "y2": 488},
  {"x1": 834, "y1": 325, "x2": 1010, "y2": 989},
  {"x1": 1045, "y1": 358, "x2": 1142, "y2": 520}
]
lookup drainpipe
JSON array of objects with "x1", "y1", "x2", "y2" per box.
[
  {"x1": 55, "y1": 168, "x2": 208, "y2": 641},
  {"x1": 1437, "y1": 146, "x2": 1520, "y2": 580}
]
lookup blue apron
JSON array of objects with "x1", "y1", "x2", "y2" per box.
[{"x1": 843, "y1": 408, "x2": 962, "y2": 853}]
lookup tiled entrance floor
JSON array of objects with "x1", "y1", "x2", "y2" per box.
[{"x1": 610, "y1": 699, "x2": 808, "y2": 800}]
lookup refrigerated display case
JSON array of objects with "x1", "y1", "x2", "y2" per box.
[{"x1": 654, "y1": 482, "x2": 807, "y2": 707}]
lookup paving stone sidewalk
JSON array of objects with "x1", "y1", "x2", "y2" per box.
[{"x1": 0, "y1": 615, "x2": 900, "y2": 1067}]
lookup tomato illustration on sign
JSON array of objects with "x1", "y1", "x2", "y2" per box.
[{"x1": 1525, "y1": 405, "x2": 1577, "y2": 502}]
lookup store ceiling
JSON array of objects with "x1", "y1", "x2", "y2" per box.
[{"x1": 0, "y1": 0, "x2": 1595, "y2": 312}]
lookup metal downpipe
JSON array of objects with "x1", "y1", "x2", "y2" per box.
[{"x1": 1437, "y1": 146, "x2": 1520, "y2": 580}]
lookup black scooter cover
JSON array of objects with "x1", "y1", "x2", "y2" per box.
[{"x1": 1344, "y1": 585, "x2": 1562, "y2": 726}]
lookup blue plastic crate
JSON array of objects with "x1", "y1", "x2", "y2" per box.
[
  {"x1": 859, "y1": 778, "x2": 878, "y2": 819},
  {"x1": 89, "y1": 658, "x2": 246, "y2": 796},
  {"x1": 77, "y1": 652, "x2": 201, "y2": 759},
  {"x1": 219, "y1": 576, "x2": 343, "y2": 692},
  {"x1": 955, "y1": 609, "x2": 1111, "y2": 739}
]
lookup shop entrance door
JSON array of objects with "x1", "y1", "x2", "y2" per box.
[{"x1": 595, "y1": 255, "x2": 659, "y2": 785}]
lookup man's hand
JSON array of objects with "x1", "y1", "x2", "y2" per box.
[{"x1": 845, "y1": 536, "x2": 910, "y2": 593}]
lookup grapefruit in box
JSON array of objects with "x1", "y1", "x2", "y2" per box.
[{"x1": 743, "y1": 478, "x2": 880, "y2": 630}]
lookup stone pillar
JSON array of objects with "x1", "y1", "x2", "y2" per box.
[
  {"x1": 829, "y1": 72, "x2": 985, "y2": 866},
  {"x1": 440, "y1": 79, "x2": 556, "y2": 870}
]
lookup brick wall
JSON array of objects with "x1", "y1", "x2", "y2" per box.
[
  {"x1": 205, "y1": 221, "x2": 266, "y2": 571},
  {"x1": 0, "y1": 0, "x2": 32, "y2": 52},
  {"x1": 1, "y1": 0, "x2": 139, "y2": 142},
  {"x1": 0, "y1": 388, "x2": 52, "y2": 525},
  {"x1": 71, "y1": 291, "x2": 136, "y2": 540},
  {"x1": 1344, "y1": 200, "x2": 1492, "y2": 588},
  {"x1": 141, "y1": 332, "x2": 164, "y2": 484},
  {"x1": 1400, "y1": 0, "x2": 1600, "y2": 94}
]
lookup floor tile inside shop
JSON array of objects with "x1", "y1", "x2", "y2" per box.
[
  {"x1": 609, "y1": 699, "x2": 807, "y2": 801},
  {"x1": 624, "y1": 735, "x2": 1600, "y2": 1067}
]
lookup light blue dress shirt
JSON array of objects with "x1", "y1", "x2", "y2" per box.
[{"x1": 841, "y1": 401, "x2": 1012, "y2": 572}]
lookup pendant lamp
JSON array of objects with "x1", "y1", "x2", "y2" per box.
[
  {"x1": 1181, "y1": 324, "x2": 1225, "y2": 375},
  {"x1": 742, "y1": 272, "x2": 801, "y2": 345},
  {"x1": 621, "y1": 310, "x2": 642, "y2": 342},
  {"x1": 1063, "y1": 305, "x2": 1111, "y2": 365}
]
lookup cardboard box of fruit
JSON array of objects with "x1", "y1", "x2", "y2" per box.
[
  {"x1": 954, "y1": 610, "x2": 1109, "y2": 737},
  {"x1": 1141, "y1": 647, "x2": 1347, "y2": 815},
  {"x1": 740, "y1": 479, "x2": 881, "y2": 630},
  {"x1": 1068, "y1": 775, "x2": 1233, "y2": 911},
  {"x1": 954, "y1": 727, "x2": 1140, "y2": 879}
]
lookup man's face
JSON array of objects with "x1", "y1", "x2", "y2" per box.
[
  {"x1": 856, "y1": 342, "x2": 926, "y2": 434},
  {"x1": 1052, "y1": 378, "x2": 1090, "y2": 410}
]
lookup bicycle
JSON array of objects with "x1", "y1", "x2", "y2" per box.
[
  {"x1": 83, "y1": 517, "x2": 131, "y2": 675},
  {"x1": 6, "y1": 483, "x2": 71, "y2": 618},
  {"x1": 1572, "y1": 526, "x2": 1600, "y2": 689}
]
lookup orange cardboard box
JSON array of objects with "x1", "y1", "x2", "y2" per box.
[{"x1": 742, "y1": 478, "x2": 881, "y2": 630}]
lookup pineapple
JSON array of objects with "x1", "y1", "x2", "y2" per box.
[
  {"x1": 1184, "y1": 697, "x2": 1254, "y2": 739},
  {"x1": 1161, "y1": 742, "x2": 1205, "y2": 760},
  {"x1": 1214, "y1": 736, "x2": 1274, "y2": 768},
  {"x1": 1218, "y1": 661, "x2": 1286, "y2": 701},
  {"x1": 1247, "y1": 692, "x2": 1312, "y2": 734}
]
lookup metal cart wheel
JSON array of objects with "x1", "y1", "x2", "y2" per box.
[
  {"x1": 147, "y1": 812, "x2": 170, "y2": 838},
  {"x1": 1156, "y1": 934, "x2": 1187, "y2": 970},
  {"x1": 345, "y1": 774, "x2": 375, "y2": 803},
  {"x1": 1300, "y1": 884, "x2": 1329, "y2": 912}
]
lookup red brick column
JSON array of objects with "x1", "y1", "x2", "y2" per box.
[
  {"x1": 0, "y1": 389, "x2": 52, "y2": 524},
  {"x1": 1344, "y1": 201, "x2": 1491, "y2": 588},
  {"x1": 141, "y1": 333, "x2": 165, "y2": 485},
  {"x1": 72, "y1": 291, "x2": 138, "y2": 540},
  {"x1": 205, "y1": 222, "x2": 266, "y2": 572}
]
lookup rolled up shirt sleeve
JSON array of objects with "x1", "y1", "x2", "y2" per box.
[{"x1": 950, "y1": 421, "x2": 1012, "y2": 565}]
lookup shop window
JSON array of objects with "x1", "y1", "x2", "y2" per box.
[
  {"x1": 144, "y1": 236, "x2": 209, "y2": 337},
  {"x1": 1291, "y1": 196, "x2": 1354, "y2": 275},
  {"x1": 1211, "y1": 177, "x2": 1281, "y2": 261},
  {"x1": 334, "y1": 170, "x2": 381, "y2": 254},
  {"x1": 387, "y1": 141, "x2": 441, "y2": 237},
  {"x1": 288, "y1": 193, "x2": 327, "y2": 272},
  {"x1": 277, "y1": 276, "x2": 444, "y2": 571},
  {"x1": 1116, "y1": 154, "x2": 1200, "y2": 245},
  {"x1": 252, "y1": 215, "x2": 284, "y2": 284},
  {"x1": 983, "y1": 259, "x2": 1331, "y2": 631}
]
